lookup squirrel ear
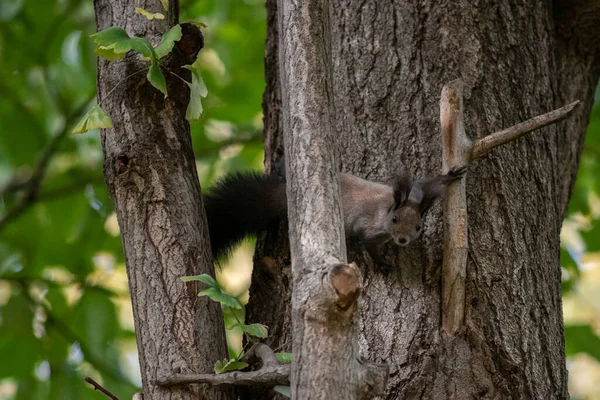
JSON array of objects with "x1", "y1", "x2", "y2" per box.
[{"x1": 393, "y1": 172, "x2": 412, "y2": 207}]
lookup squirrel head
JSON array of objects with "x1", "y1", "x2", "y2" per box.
[{"x1": 385, "y1": 167, "x2": 465, "y2": 246}]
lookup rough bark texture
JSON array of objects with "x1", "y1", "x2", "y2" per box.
[
  {"x1": 94, "y1": 2, "x2": 233, "y2": 399},
  {"x1": 275, "y1": 0, "x2": 388, "y2": 398},
  {"x1": 246, "y1": 0, "x2": 600, "y2": 399}
]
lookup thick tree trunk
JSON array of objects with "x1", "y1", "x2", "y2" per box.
[
  {"x1": 94, "y1": 1, "x2": 234, "y2": 399},
  {"x1": 246, "y1": 0, "x2": 600, "y2": 399}
]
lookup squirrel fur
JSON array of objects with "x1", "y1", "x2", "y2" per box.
[{"x1": 203, "y1": 167, "x2": 465, "y2": 267}]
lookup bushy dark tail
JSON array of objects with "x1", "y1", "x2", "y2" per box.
[{"x1": 203, "y1": 171, "x2": 287, "y2": 262}]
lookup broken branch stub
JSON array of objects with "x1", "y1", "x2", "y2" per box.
[{"x1": 439, "y1": 78, "x2": 580, "y2": 334}]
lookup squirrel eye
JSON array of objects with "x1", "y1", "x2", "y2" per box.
[
  {"x1": 416, "y1": 224, "x2": 421, "y2": 231},
  {"x1": 392, "y1": 216, "x2": 397, "y2": 224}
]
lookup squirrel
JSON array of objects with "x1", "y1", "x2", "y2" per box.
[{"x1": 203, "y1": 167, "x2": 465, "y2": 269}]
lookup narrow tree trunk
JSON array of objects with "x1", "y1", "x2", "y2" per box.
[
  {"x1": 275, "y1": 0, "x2": 387, "y2": 398},
  {"x1": 94, "y1": 2, "x2": 234, "y2": 399},
  {"x1": 247, "y1": 0, "x2": 600, "y2": 399}
]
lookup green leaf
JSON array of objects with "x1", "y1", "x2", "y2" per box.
[
  {"x1": 274, "y1": 386, "x2": 291, "y2": 397},
  {"x1": 135, "y1": 7, "x2": 165, "y2": 20},
  {"x1": 275, "y1": 352, "x2": 292, "y2": 364},
  {"x1": 147, "y1": 61, "x2": 167, "y2": 96},
  {"x1": 214, "y1": 359, "x2": 249, "y2": 374},
  {"x1": 181, "y1": 273, "x2": 218, "y2": 288},
  {"x1": 128, "y1": 37, "x2": 155, "y2": 58},
  {"x1": 90, "y1": 27, "x2": 154, "y2": 60},
  {"x1": 183, "y1": 57, "x2": 208, "y2": 120},
  {"x1": 156, "y1": 25, "x2": 182, "y2": 59},
  {"x1": 232, "y1": 323, "x2": 268, "y2": 338},
  {"x1": 72, "y1": 105, "x2": 113, "y2": 134},
  {"x1": 564, "y1": 324, "x2": 600, "y2": 362},
  {"x1": 198, "y1": 287, "x2": 243, "y2": 309}
]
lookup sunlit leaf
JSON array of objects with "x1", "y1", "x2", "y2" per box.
[
  {"x1": 147, "y1": 61, "x2": 167, "y2": 96},
  {"x1": 72, "y1": 105, "x2": 113, "y2": 134},
  {"x1": 231, "y1": 323, "x2": 268, "y2": 338},
  {"x1": 183, "y1": 57, "x2": 208, "y2": 120},
  {"x1": 213, "y1": 358, "x2": 248, "y2": 374},
  {"x1": 90, "y1": 27, "x2": 154, "y2": 60},
  {"x1": 181, "y1": 273, "x2": 218, "y2": 288},
  {"x1": 135, "y1": 7, "x2": 165, "y2": 20},
  {"x1": 156, "y1": 25, "x2": 183, "y2": 59},
  {"x1": 198, "y1": 287, "x2": 243, "y2": 309}
]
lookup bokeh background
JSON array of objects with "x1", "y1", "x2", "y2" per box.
[{"x1": 0, "y1": 0, "x2": 598, "y2": 398}]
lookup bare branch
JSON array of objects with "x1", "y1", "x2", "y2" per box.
[
  {"x1": 240, "y1": 342, "x2": 279, "y2": 366},
  {"x1": 84, "y1": 376, "x2": 120, "y2": 400},
  {"x1": 154, "y1": 365, "x2": 290, "y2": 387},
  {"x1": 156, "y1": 342, "x2": 290, "y2": 388},
  {"x1": 440, "y1": 80, "x2": 469, "y2": 334},
  {"x1": 471, "y1": 101, "x2": 580, "y2": 159},
  {"x1": 439, "y1": 79, "x2": 579, "y2": 335}
]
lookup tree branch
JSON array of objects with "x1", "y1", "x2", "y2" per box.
[
  {"x1": 155, "y1": 343, "x2": 290, "y2": 387},
  {"x1": 439, "y1": 78, "x2": 580, "y2": 334},
  {"x1": 84, "y1": 376, "x2": 120, "y2": 400},
  {"x1": 155, "y1": 365, "x2": 290, "y2": 387},
  {"x1": 471, "y1": 100, "x2": 580, "y2": 159}
]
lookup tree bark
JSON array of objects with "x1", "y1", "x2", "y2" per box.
[
  {"x1": 246, "y1": 0, "x2": 600, "y2": 399},
  {"x1": 274, "y1": 0, "x2": 388, "y2": 398},
  {"x1": 94, "y1": 1, "x2": 234, "y2": 399}
]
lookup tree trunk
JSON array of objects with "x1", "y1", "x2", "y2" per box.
[
  {"x1": 274, "y1": 0, "x2": 389, "y2": 398},
  {"x1": 246, "y1": 0, "x2": 600, "y2": 399},
  {"x1": 94, "y1": 1, "x2": 234, "y2": 399}
]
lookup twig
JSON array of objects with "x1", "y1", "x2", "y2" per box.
[
  {"x1": 471, "y1": 100, "x2": 580, "y2": 159},
  {"x1": 155, "y1": 343, "x2": 290, "y2": 387},
  {"x1": 84, "y1": 376, "x2": 120, "y2": 400},
  {"x1": 439, "y1": 78, "x2": 580, "y2": 334}
]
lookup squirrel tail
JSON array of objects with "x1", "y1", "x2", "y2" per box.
[{"x1": 203, "y1": 171, "x2": 287, "y2": 263}]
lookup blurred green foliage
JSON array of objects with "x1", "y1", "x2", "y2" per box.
[
  {"x1": 0, "y1": 0, "x2": 598, "y2": 398},
  {"x1": 0, "y1": 0, "x2": 265, "y2": 398}
]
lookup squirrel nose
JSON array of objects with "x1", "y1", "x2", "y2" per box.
[{"x1": 397, "y1": 237, "x2": 409, "y2": 246}]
